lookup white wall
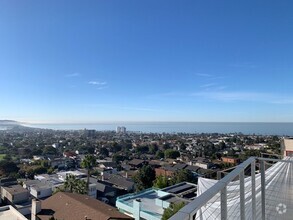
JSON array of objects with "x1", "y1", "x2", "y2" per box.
[
  {"x1": 30, "y1": 187, "x2": 52, "y2": 199},
  {"x1": 88, "y1": 184, "x2": 97, "y2": 198}
]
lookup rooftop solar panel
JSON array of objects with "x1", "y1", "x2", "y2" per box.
[{"x1": 167, "y1": 184, "x2": 194, "y2": 194}]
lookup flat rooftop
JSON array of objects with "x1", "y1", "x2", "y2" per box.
[
  {"x1": 56, "y1": 170, "x2": 87, "y2": 181},
  {"x1": 121, "y1": 189, "x2": 164, "y2": 218},
  {"x1": 117, "y1": 182, "x2": 197, "y2": 219},
  {"x1": 0, "y1": 206, "x2": 27, "y2": 220},
  {"x1": 34, "y1": 174, "x2": 64, "y2": 186},
  {"x1": 2, "y1": 185, "x2": 28, "y2": 195}
]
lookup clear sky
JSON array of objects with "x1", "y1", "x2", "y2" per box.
[{"x1": 1, "y1": 0, "x2": 293, "y2": 123}]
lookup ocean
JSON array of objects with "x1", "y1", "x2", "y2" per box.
[{"x1": 25, "y1": 122, "x2": 293, "y2": 136}]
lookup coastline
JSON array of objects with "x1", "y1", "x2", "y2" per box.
[{"x1": 24, "y1": 122, "x2": 293, "y2": 136}]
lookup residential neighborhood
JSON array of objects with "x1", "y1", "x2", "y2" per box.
[{"x1": 0, "y1": 126, "x2": 283, "y2": 219}]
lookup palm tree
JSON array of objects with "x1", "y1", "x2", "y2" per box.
[
  {"x1": 64, "y1": 174, "x2": 77, "y2": 193},
  {"x1": 64, "y1": 174, "x2": 87, "y2": 194},
  {"x1": 74, "y1": 179, "x2": 87, "y2": 194},
  {"x1": 81, "y1": 154, "x2": 96, "y2": 187}
]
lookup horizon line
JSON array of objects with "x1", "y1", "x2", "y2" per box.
[{"x1": 19, "y1": 121, "x2": 293, "y2": 125}]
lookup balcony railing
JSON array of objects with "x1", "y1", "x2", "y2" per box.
[{"x1": 170, "y1": 157, "x2": 293, "y2": 220}]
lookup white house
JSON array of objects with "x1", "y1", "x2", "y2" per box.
[{"x1": 23, "y1": 179, "x2": 53, "y2": 199}]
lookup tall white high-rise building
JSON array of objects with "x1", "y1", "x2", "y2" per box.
[
  {"x1": 121, "y1": 126, "x2": 126, "y2": 133},
  {"x1": 116, "y1": 126, "x2": 126, "y2": 134}
]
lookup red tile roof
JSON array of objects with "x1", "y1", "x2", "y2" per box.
[{"x1": 38, "y1": 192, "x2": 133, "y2": 220}]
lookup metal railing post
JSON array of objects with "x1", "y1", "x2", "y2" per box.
[
  {"x1": 217, "y1": 171, "x2": 222, "y2": 180},
  {"x1": 221, "y1": 186, "x2": 227, "y2": 220},
  {"x1": 239, "y1": 170, "x2": 245, "y2": 220},
  {"x1": 251, "y1": 160, "x2": 256, "y2": 220},
  {"x1": 260, "y1": 160, "x2": 266, "y2": 220}
]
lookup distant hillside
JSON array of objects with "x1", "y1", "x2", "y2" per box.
[
  {"x1": 0, "y1": 120, "x2": 45, "y2": 132},
  {"x1": 0, "y1": 120, "x2": 20, "y2": 125},
  {"x1": 0, "y1": 120, "x2": 22, "y2": 130}
]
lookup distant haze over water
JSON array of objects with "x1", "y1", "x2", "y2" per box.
[{"x1": 26, "y1": 122, "x2": 293, "y2": 136}]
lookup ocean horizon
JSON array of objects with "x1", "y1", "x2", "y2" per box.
[{"x1": 25, "y1": 122, "x2": 293, "y2": 136}]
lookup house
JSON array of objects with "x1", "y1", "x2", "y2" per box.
[
  {"x1": 128, "y1": 159, "x2": 147, "y2": 169},
  {"x1": 116, "y1": 182, "x2": 197, "y2": 220},
  {"x1": 193, "y1": 157, "x2": 214, "y2": 169},
  {"x1": 37, "y1": 192, "x2": 133, "y2": 220},
  {"x1": 56, "y1": 170, "x2": 87, "y2": 181},
  {"x1": 172, "y1": 163, "x2": 188, "y2": 170},
  {"x1": 155, "y1": 166, "x2": 177, "y2": 177},
  {"x1": 101, "y1": 173, "x2": 134, "y2": 192},
  {"x1": 33, "y1": 155, "x2": 45, "y2": 161},
  {"x1": 155, "y1": 163, "x2": 188, "y2": 177},
  {"x1": 34, "y1": 174, "x2": 64, "y2": 190},
  {"x1": 63, "y1": 151, "x2": 77, "y2": 159},
  {"x1": 34, "y1": 173, "x2": 96, "y2": 199},
  {"x1": 30, "y1": 184, "x2": 52, "y2": 199},
  {"x1": 99, "y1": 161, "x2": 118, "y2": 169},
  {"x1": 95, "y1": 181, "x2": 118, "y2": 205},
  {"x1": 98, "y1": 161, "x2": 118, "y2": 175},
  {"x1": 148, "y1": 160, "x2": 163, "y2": 168},
  {"x1": 185, "y1": 165, "x2": 201, "y2": 176},
  {"x1": 94, "y1": 173, "x2": 134, "y2": 205},
  {"x1": 23, "y1": 180, "x2": 52, "y2": 199},
  {"x1": 49, "y1": 157, "x2": 66, "y2": 169},
  {"x1": 99, "y1": 167, "x2": 118, "y2": 176},
  {"x1": 0, "y1": 178, "x2": 17, "y2": 187},
  {"x1": 1, "y1": 185, "x2": 29, "y2": 205},
  {"x1": 222, "y1": 157, "x2": 240, "y2": 165},
  {"x1": 244, "y1": 144, "x2": 267, "y2": 150}
]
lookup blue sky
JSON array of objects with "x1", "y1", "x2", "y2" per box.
[{"x1": 1, "y1": 0, "x2": 293, "y2": 123}]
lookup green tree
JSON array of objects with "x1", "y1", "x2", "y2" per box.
[
  {"x1": 33, "y1": 166, "x2": 48, "y2": 175},
  {"x1": 87, "y1": 146, "x2": 95, "y2": 154},
  {"x1": 133, "y1": 165, "x2": 156, "y2": 191},
  {"x1": 171, "y1": 169, "x2": 195, "y2": 185},
  {"x1": 0, "y1": 160, "x2": 19, "y2": 177},
  {"x1": 149, "y1": 144, "x2": 159, "y2": 154},
  {"x1": 47, "y1": 167, "x2": 54, "y2": 174},
  {"x1": 41, "y1": 160, "x2": 49, "y2": 168},
  {"x1": 111, "y1": 142, "x2": 122, "y2": 153},
  {"x1": 179, "y1": 143, "x2": 186, "y2": 151},
  {"x1": 112, "y1": 153, "x2": 125, "y2": 164},
  {"x1": 164, "y1": 149, "x2": 180, "y2": 159},
  {"x1": 3, "y1": 154, "x2": 12, "y2": 161},
  {"x1": 63, "y1": 174, "x2": 87, "y2": 194},
  {"x1": 64, "y1": 174, "x2": 77, "y2": 193},
  {"x1": 155, "y1": 150, "x2": 164, "y2": 159},
  {"x1": 162, "y1": 202, "x2": 185, "y2": 220},
  {"x1": 162, "y1": 143, "x2": 171, "y2": 150},
  {"x1": 42, "y1": 146, "x2": 57, "y2": 155},
  {"x1": 153, "y1": 175, "x2": 170, "y2": 189},
  {"x1": 81, "y1": 154, "x2": 96, "y2": 187},
  {"x1": 74, "y1": 179, "x2": 87, "y2": 194},
  {"x1": 135, "y1": 145, "x2": 149, "y2": 154},
  {"x1": 99, "y1": 147, "x2": 109, "y2": 157},
  {"x1": 219, "y1": 141, "x2": 226, "y2": 150}
]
